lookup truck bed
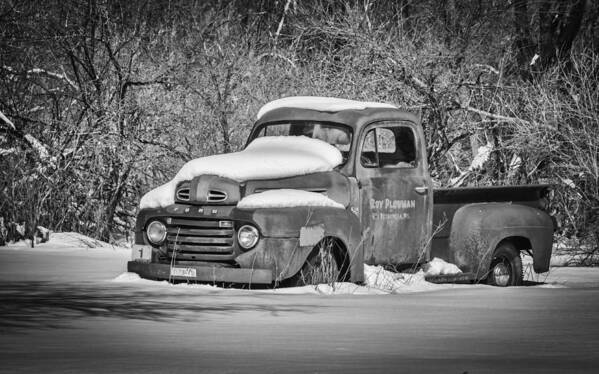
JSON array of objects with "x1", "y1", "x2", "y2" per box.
[{"x1": 431, "y1": 184, "x2": 550, "y2": 260}]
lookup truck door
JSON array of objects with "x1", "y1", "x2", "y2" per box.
[{"x1": 356, "y1": 121, "x2": 433, "y2": 266}]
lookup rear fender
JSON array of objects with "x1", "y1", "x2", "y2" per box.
[{"x1": 448, "y1": 203, "x2": 554, "y2": 277}]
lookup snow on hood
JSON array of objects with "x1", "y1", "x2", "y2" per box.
[
  {"x1": 257, "y1": 96, "x2": 397, "y2": 120},
  {"x1": 140, "y1": 136, "x2": 343, "y2": 209},
  {"x1": 237, "y1": 189, "x2": 344, "y2": 209}
]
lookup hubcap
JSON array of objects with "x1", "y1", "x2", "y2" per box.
[{"x1": 493, "y1": 262, "x2": 510, "y2": 286}]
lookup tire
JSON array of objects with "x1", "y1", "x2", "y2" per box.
[
  {"x1": 284, "y1": 238, "x2": 343, "y2": 287},
  {"x1": 487, "y1": 242, "x2": 523, "y2": 287}
]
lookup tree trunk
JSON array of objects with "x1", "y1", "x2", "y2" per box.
[
  {"x1": 556, "y1": 0, "x2": 585, "y2": 61},
  {"x1": 514, "y1": 0, "x2": 534, "y2": 78}
]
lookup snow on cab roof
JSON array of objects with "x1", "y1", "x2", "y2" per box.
[{"x1": 256, "y1": 96, "x2": 397, "y2": 120}]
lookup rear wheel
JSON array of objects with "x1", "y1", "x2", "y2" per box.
[{"x1": 487, "y1": 242, "x2": 523, "y2": 287}]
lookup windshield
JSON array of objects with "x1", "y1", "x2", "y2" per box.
[{"x1": 249, "y1": 121, "x2": 353, "y2": 163}]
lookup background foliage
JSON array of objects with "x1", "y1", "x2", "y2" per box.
[{"x1": 1, "y1": 0, "x2": 597, "y2": 252}]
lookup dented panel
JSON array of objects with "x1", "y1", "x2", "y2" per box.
[
  {"x1": 299, "y1": 225, "x2": 325, "y2": 247},
  {"x1": 235, "y1": 237, "x2": 312, "y2": 281}
]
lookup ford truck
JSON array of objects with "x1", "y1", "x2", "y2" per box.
[{"x1": 128, "y1": 97, "x2": 554, "y2": 287}]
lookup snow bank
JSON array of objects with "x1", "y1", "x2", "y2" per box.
[
  {"x1": 273, "y1": 264, "x2": 469, "y2": 295},
  {"x1": 50, "y1": 232, "x2": 115, "y2": 249},
  {"x1": 363, "y1": 265, "x2": 448, "y2": 293},
  {"x1": 281, "y1": 261, "x2": 465, "y2": 295},
  {"x1": 257, "y1": 96, "x2": 397, "y2": 120},
  {"x1": 1, "y1": 232, "x2": 126, "y2": 252},
  {"x1": 237, "y1": 189, "x2": 344, "y2": 209},
  {"x1": 110, "y1": 264, "x2": 467, "y2": 295},
  {"x1": 140, "y1": 136, "x2": 342, "y2": 209},
  {"x1": 111, "y1": 262, "x2": 469, "y2": 295},
  {"x1": 273, "y1": 283, "x2": 388, "y2": 295},
  {"x1": 422, "y1": 257, "x2": 462, "y2": 276},
  {"x1": 113, "y1": 272, "x2": 171, "y2": 286}
]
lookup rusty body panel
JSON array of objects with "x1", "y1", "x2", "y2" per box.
[
  {"x1": 432, "y1": 185, "x2": 553, "y2": 274},
  {"x1": 129, "y1": 104, "x2": 554, "y2": 285}
]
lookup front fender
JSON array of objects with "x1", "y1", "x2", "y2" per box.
[
  {"x1": 448, "y1": 203, "x2": 554, "y2": 277},
  {"x1": 232, "y1": 206, "x2": 363, "y2": 282}
]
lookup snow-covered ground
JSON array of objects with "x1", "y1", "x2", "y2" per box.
[
  {"x1": 1, "y1": 233, "x2": 599, "y2": 373},
  {"x1": 2, "y1": 232, "x2": 594, "y2": 293}
]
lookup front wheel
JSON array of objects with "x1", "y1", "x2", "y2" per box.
[
  {"x1": 487, "y1": 242, "x2": 523, "y2": 287},
  {"x1": 284, "y1": 238, "x2": 344, "y2": 287}
]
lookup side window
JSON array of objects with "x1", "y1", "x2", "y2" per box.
[
  {"x1": 393, "y1": 126, "x2": 416, "y2": 168},
  {"x1": 360, "y1": 125, "x2": 417, "y2": 168}
]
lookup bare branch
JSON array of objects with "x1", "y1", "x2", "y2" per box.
[
  {"x1": 0, "y1": 109, "x2": 16, "y2": 130},
  {"x1": 2, "y1": 65, "x2": 78, "y2": 90},
  {"x1": 24, "y1": 134, "x2": 51, "y2": 160},
  {"x1": 0, "y1": 110, "x2": 54, "y2": 163},
  {"x1": 386, "y1": 57, "x2": 430, "y2": 93},
  {"x1": 274, "y1": 0, "x2": 293, "y2": 48},
  {"x1": 0, "y1": 148, "x2": 17, "y2": 156},
  {"x1": 137, "y1": 138, "x2": 192, "y2": 162},
  {"x1": 123, "y1": 78, "x2": 168, "y2": 89},
  {"x1": 464, "y1": 106, "x2": 530, "y2": 124},
  {"x1": 257, "y1": 53, "x2": 297, "y2": 69},
  {"x1": 27, "y1": 68, "x2": 78, "y2": 90},
  {"x1": 472, "y1": 63, "x2": 500, "y2": 75}
]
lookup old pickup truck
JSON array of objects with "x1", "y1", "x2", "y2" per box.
[{"x1": 128, "y1": 97, "x2": 554, "y2": 287}]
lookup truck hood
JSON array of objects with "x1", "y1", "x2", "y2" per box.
[
  {"x1": 172, "y1": 171, "x2": 350, "y2": 208},
  {"x1": 139, "y1": 136, "x2": 344, "y2": 209}
]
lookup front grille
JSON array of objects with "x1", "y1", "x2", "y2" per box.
[{"x1": 166, "y1": 217, "x2": 234, "y2": 261}]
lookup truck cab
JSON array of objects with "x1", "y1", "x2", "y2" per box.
[{"x1": 129, "y1": 97, "x2": 554, "y2": 287}]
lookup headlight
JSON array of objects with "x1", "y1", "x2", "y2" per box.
[
  {"x1": 146, "y1": 220, "x2": 167, "y2": 245},
  {"x1": 238, "y1": 225, "x2": 259, "y2": 249}
]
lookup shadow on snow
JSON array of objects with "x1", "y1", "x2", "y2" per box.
[{"x1": 0, "y1": 281, "x2": 318, "y2": 332}]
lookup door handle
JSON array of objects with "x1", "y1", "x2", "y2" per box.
[{"x1": 414, "y1": 186, "x2": 428, "y2": 194}]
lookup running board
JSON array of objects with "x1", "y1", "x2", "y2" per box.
[{"x1": 424, "y1": 272, "x2": 476, "y2": 284}]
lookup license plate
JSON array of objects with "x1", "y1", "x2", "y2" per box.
[{"x1": 170, "y1": 267, "x2": 197, "y2": 278}]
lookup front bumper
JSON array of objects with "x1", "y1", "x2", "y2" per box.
[{"x1": 127, "y1": 261, "x2": 273, "y2": 284}]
